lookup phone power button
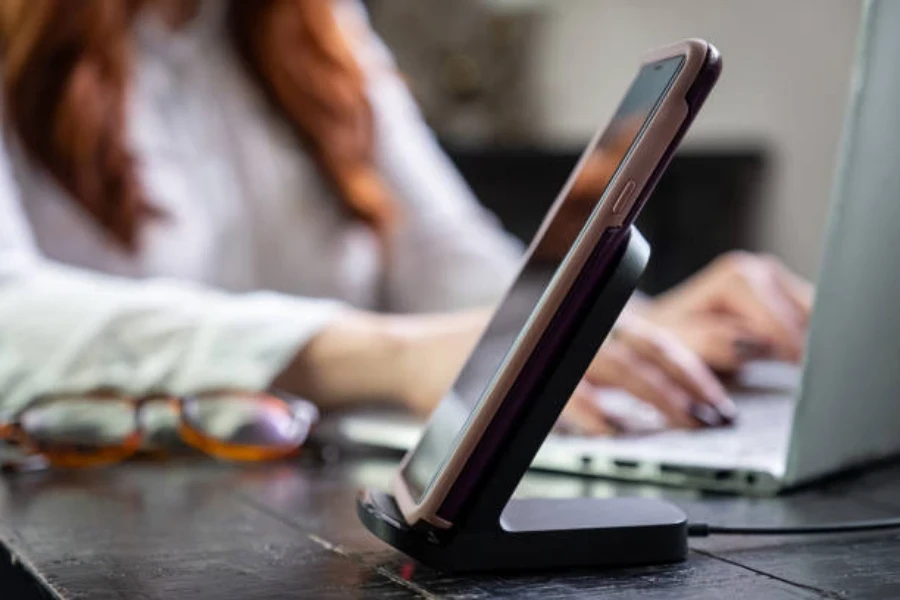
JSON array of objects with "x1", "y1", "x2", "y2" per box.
[{"x1": 611, "y1": 180, "x2": 636, "y2": 214}]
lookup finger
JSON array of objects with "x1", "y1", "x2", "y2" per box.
[
  {"x1": 616, "y1": 317, "x2": 730, "y2": 401},
  {"x1": 615, "y1": 322, "x2": 736, "y2": 421},
  {"x1": 719, "y1": 263, "x2": 806, "y2": 361},
  {"x1": 560, "y1": 382, "x2": 614, "y2": 436},
  {"x1": 585, "y1": 342, "x2": 696, "y2": 428},
  {"x1": 768, "y1": 257, "x2": 815, "y2": 324},
  {"x1": 675, "y1": 316, "x2": 770, "y2": 372},
  {"x1": 624, "y1": 360, "x2": 697, "y2": 429}
]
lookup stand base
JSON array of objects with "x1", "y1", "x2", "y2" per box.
[{"x1": 357, "y1": 488, "x2": 688, "y2": 572}]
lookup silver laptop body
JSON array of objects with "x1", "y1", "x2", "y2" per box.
[{"x1": 337, "y1": 0, "x2": 900, "y2": 495}]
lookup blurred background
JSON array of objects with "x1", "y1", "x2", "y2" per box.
[{"x1": 366, "y1": 0, "x2": 861, "y2": 292}]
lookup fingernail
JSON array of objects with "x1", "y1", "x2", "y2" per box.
[
  {"x1": 689, "y1": 403, "x2": 724, "y2": 427},
  {"x1": 715, "y1": 401, "x2": 738, "y2": 425},
  {"x1": 734, "y1": 338, "x2": 769, "y2": 359},
  {"x1": 702, "y1": 382, "x2": 736, "y2": 424}
]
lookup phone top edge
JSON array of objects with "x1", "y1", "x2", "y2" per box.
[{"x1": 641, "y1": 38, "x2": 711, "y2": 66}]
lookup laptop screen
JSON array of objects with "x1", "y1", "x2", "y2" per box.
[{"x1": 401, "y1": 55, "x2": 685, "y2": 503}]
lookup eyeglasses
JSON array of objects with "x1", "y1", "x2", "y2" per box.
[{"x1": 0, "y1": 389, "x2": 318, "y2": 468}]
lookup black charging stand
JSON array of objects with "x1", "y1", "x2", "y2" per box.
[{"x1": 357, "y1": 227, "x2": 689, "y2": 572}]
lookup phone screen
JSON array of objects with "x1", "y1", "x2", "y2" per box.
[{"x1": 401, "y1": 55, "x2": 685, "y2": 504}]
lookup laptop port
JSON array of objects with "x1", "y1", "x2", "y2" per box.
[
  {"x1": 659, "y1": 464, "x2": 734, "y2": 481},
  {"x1": 659, "y1": 463, "x2": 689, "y2": 475},
  {"x1": 612, "y1": 459, "x2": 639, "y2": 469}
]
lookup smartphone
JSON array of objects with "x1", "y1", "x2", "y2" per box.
[{"x1": 393, "y1": 39, "x2": 722, "y2": 530}]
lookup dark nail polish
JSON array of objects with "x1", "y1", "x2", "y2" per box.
[
  {"x1": 689, "y1": 403, "x2": 724, "y2": 427},
  {"x1": 734, "y1": 338, "x2": 769, "y2": 359},
  {"x1": 717, "y1": 407, "x2": 737, "y2": 426},
  {"x1": 713, "y1": 399, "x2": 738, "y2": 425}
]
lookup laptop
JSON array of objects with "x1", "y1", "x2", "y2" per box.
[{"x1": 332, "y1": 0, "x2": 900, "y2": 495}]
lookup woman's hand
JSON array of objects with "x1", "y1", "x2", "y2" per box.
[
  {"x1": 278, "y1": 308, "x2": 489, "y2": 415},
  {"x1": 388, "y1": 309, "x2": 491, "y2": 416},
  {"x1": 386, "y1": 308, "x2": 733, "y2": 433},
  {"x1": 285, "y1": 301, "x2": 738, "y2": 435},
  {"x1": 559, "y1": 313, "x2": 733, "y2": 434},
  {"x1": 637, "y1": 251, "x2": 814, "y2": 372}
]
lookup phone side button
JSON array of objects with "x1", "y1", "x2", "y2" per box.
[{"x1": 611, "y1": 180, "x2": 636, "y2": 214}]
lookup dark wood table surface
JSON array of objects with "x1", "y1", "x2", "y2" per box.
[{"x1": 2, "y1": 446, "x2": 900, "y2": 599}]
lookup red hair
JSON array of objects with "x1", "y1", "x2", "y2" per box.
[{"x1": 0, "y1": 0, "x2": 396, "y2": 251}]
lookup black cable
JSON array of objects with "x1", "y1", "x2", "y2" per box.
[{"x1": 688, "y1": 517, "x2": 900, "y2": 537}]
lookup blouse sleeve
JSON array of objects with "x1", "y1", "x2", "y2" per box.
[
  {"x1": 337, "y1": 0, "x2": 525, "y2": 314},
  {"x1": 0, "y1": 141, "x2": 345, "y2": 420}
]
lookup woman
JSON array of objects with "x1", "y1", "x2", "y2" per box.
[{"x1": 0, "y1": 0, "x2": 810, "y2": 434}]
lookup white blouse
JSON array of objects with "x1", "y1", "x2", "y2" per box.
[{"x1": 0, "y1": 1, "x2": 522, "y2": 418}]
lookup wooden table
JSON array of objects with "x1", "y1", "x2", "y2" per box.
[{"x1": 2, "y1": 449, "x2": 900, "y2": 599}]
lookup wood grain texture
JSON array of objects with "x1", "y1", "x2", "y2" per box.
[{"x1": 2, "y1": 456, "x2": 900, "y2": 599}]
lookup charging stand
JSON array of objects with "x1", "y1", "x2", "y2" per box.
[{"x1": 357, "y1": 227, "x2": 689, "y2": 572}]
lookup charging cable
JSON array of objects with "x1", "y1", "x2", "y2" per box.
[{"x1": 688, "y1": 517, "x2": 900, "y2": 537}]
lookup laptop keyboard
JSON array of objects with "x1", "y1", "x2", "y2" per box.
[{"x1": 538, "y1": 363, "x2": 801, "y2": 474}]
